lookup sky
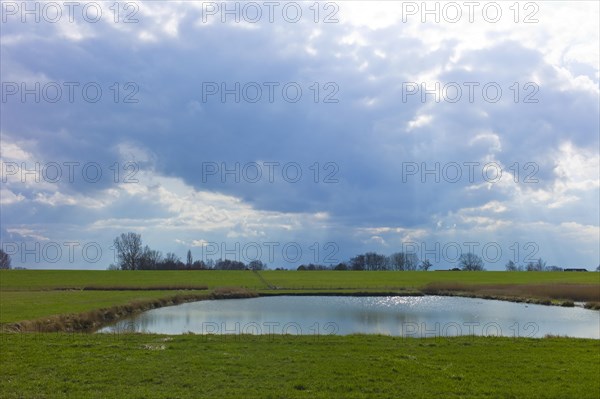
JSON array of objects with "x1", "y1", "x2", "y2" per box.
[{"x1": 1, "y1": 1, "x2": 599, "y2": 270}]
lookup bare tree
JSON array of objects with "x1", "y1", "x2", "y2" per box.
[
  {"x1": 140, "y1": 246, "x2": 162, "y2": 270},
  {"x1": 405, "y1": 253, "x2": 419, "y2": 271},
  {"x1": 249, "y1": 260, "x2": 265, "y2": 270},
  {"x1": 0, "y1": 249, "x2": 11, "y2": 269},
  {"x1": 526, "y1": 258, "x2": 546, "y2": 271},
  {"x1": 164, "y1": 252, "x2": 181, "y2": 263},
  {"x1": 536, "y1": 258, "x2": 547, "y2": 271},
  {"x1": 191, "y1": 260, "x2": 207, "y2": 270},
  {"x1": 389, "y1": 252, "x2": 407, "y2": 271},
  {"x1": 158, "y1": 253, "x2": 183, "y2": 270},
  {"x1": 113, "y1": 232, "x2": 143, "y2": 270},
  {"x1": 505, "y1": 260, "x2": 518, "y2": 271},
  {"x1": 419, "y1": 259, "x2": 432, "y2": 271},
  {"x1": 350, "y1": 254, "x2": 366, "y2": 271},
  {"x1": 205, "y1": 259, "x2": 215, "y2": 269},
  {"x1": 364, "y1": 252, "x2": 388, "y2": 271},
  {"x1": 390, "y1": 252, "x2": 419, "y2": 271},
  {"x1": 371, "y1": 252, "x2": 388, "y2": 270},
  {"x1": 459, "y1": 253, "x2": 485, "y2": 271}
]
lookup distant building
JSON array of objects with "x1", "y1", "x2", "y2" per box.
[{"x1": 564, "y1": 268, "x2": 588, "y2": 272}]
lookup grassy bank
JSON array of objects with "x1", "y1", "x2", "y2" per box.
[
  {"x1": 1, "y1": 334, "x2": 598, "y2": 398},
  {"x1": 0, "y1": 290, "x2": 207, "y2": 324},
  {"x1": 1, "y1": 288, "x2": 258, "y2": 332}
]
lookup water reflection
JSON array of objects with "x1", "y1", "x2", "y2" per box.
[{"x1": 98, "y1": 296, "x2": 600, "y2": 338}]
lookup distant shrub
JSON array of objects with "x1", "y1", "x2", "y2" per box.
[{"x1": 584, "y1": 302, "x2": 600, "y2": 310}]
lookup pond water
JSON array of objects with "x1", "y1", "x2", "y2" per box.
[{"x1": 97, "y1": 296, "x2": 600, "y2": 338}]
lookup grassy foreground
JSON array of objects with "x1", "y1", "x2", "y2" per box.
[{"x1": 1, "y1": 334, "x2": 598, "y2": 398}]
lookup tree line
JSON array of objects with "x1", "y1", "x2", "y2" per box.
[
  {"x1": 109, "y1": 233, "x2": 266, "y2": 271},
  {"x1": 110, "y1": 232, "x2": 476, "y2": 271},
  {"x1": 0, "y1": 232, "x2": 595, "y2": 271},
  {"x1": 109, "y1": 232, "x2": 588, "y2": 272},
  {"x1": 503, "y1": 259, "x2": 574, "y2": 272},
  {"x1": 298, "y1": 251, "x2": 479, "y2": 271}
]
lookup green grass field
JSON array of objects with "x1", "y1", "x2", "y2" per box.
[
  {"x1": 261, "y1": 270, "x2": 600, "y2": 289},
  {"x1": 2, "y1": 270, "x2": 597, "y2": 291},
  {"x1": 1, "y1": 270, "x2": 599, "y2": 398},
  {"x1": 0, "y1": 270, "x2": 264, "y2": 291},
  {"x1": 1, "y1": 334, "x2": 598, "y2": 398},
  {"x1": 0, "y1": 290, "x2": 208, "y2": 323}
]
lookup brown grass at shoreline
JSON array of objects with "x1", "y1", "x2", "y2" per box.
[
  {"x1": 584, "y1": 302, "x2": 600, "y2": 310},
  {"x1": 422, "y1": 282, "x2": 600, "y2": 304},
  {"x1": 210, "y1": 287, "x2": 261, "y2": 299}
]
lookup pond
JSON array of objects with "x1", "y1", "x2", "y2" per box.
[{"x1": 97, "y1": 296, "x2": 600, "y2": 338}]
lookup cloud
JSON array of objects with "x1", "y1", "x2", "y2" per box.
[
  {"x1": 1, "y1": 1, "x2": 598, "y2": 269},
  {"x1": 5, "y1": 227, "x2": 49, "y2": 241}
]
